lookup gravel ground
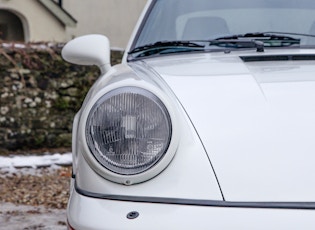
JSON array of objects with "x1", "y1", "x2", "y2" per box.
[
  {"x1": 0, "y1": 166, "x2": 71, "y2": 230},
  {"x1": 0, "y1": 202, "x2": 67, "y2": 230}
]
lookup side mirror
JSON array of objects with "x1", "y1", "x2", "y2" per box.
[{"x1": 62, "y1": 34, "x2": 111, "y2": 74}]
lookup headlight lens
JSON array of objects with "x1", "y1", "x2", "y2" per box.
[{"x1": 86, "y1": 87, "x2": 172, "y2": 175}]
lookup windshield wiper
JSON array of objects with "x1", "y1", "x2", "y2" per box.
[
  {"x1": 129, "y1": 33, "x2": 307, "y2": 60},
  {"x1": 128, "y1": 41, "x2": 205, "y2": 58},
  {"x1": 254, "y1": 31, "x2": 315, "y2": 38},
  {"x1": 128, "y1": 39, "x2": 266, "y2": 60},
  {"x1": 215, "y1": 32, "x2": 301, "y2": 47}
]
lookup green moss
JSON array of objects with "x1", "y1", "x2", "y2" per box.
[
  {"x1": 54, "y1": 97, "x2": 70, "y2": 110},
  {"x1": 34, "y1": 135, "x2": 45, "y2": 146}
]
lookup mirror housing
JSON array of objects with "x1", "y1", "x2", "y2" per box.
[{"x1": 62, "y1": 34, "x2": 111, "y2": 74}]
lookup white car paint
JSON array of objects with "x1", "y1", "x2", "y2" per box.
[{"x1": 144, "y1": 50, "x2": 315, "y2": 202}]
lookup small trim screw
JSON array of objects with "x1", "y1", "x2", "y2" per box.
[{"x1": 127, "y1": 211, "x2": 139, "y2": 219}]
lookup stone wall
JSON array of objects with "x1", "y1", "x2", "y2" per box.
[{"x1": 0, "y1": 42, "x2": 123, "y2": 153}]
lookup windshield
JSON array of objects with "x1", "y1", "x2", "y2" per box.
[{"x1": 131, "y1": 0, "x2": 315, "y2": 56}]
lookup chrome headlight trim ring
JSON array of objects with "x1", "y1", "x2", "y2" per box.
[{"x1": 80, "y1": 83, "x2": 180, "y2": 185}]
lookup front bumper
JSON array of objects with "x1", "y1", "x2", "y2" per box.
[{"x1": 67, "y1": 185, "x2": 315, "y2": 230}]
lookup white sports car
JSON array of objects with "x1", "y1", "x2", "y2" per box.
[{"x1": 63, "y1": 0, "x2": 315, "y2": 229}]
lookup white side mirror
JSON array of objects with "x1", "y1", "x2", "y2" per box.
[{"x1": 62, "y1": 34, "x2": 111, "y2": 74}]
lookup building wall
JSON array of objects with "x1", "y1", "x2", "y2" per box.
[
  {"x1": 63, "y1": 0, "x2": 147, "y2": 49},
  {"x1": 0, "y1": 0, "x2": 67, "y2": 42},
  {"x1": 0, "y1": 0, "x2": 147, "y2": 46}
]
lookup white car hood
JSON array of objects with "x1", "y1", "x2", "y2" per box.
[{"x1": 143, "y1": 50, "x2": 315, "y2": 202}]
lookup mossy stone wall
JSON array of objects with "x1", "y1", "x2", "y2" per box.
[{"x1": 0, "y1": 43, "x2": 123, "y2": 153}]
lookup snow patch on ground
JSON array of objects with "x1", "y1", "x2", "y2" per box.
[{"x1": 0, "y1": 153, "x2": 72, "y2": 176}]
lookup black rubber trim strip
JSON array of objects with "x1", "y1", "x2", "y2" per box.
[
  {"x1": 75, "y1": 182, "x2": 315, "y2": 210},
  {"x1": 240, "y1": 54, "x2": 315, "y2": 62}
]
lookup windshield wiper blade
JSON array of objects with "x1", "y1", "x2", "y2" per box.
[
  {"x1": 257, "y1": 31, "x2": 315, "y2": 38},
  {"x1": 128, "y1": 40, "x2": 205, "y2": 57},
  {"x1": 215, "y1": 32, "x2": 300, "y2": 47}
]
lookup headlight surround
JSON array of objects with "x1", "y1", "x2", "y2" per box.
[{"x1": 85, "y1": 86, "x2": 172, "y2": 177}]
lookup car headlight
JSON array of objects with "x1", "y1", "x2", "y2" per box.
[{"x1": 85, "y1": 86, "x2": 172, "y2": 177}]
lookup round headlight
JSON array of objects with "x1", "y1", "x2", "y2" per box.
[{"x1": 86, "y1": 87, "x2": 172, "y2": 176}]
